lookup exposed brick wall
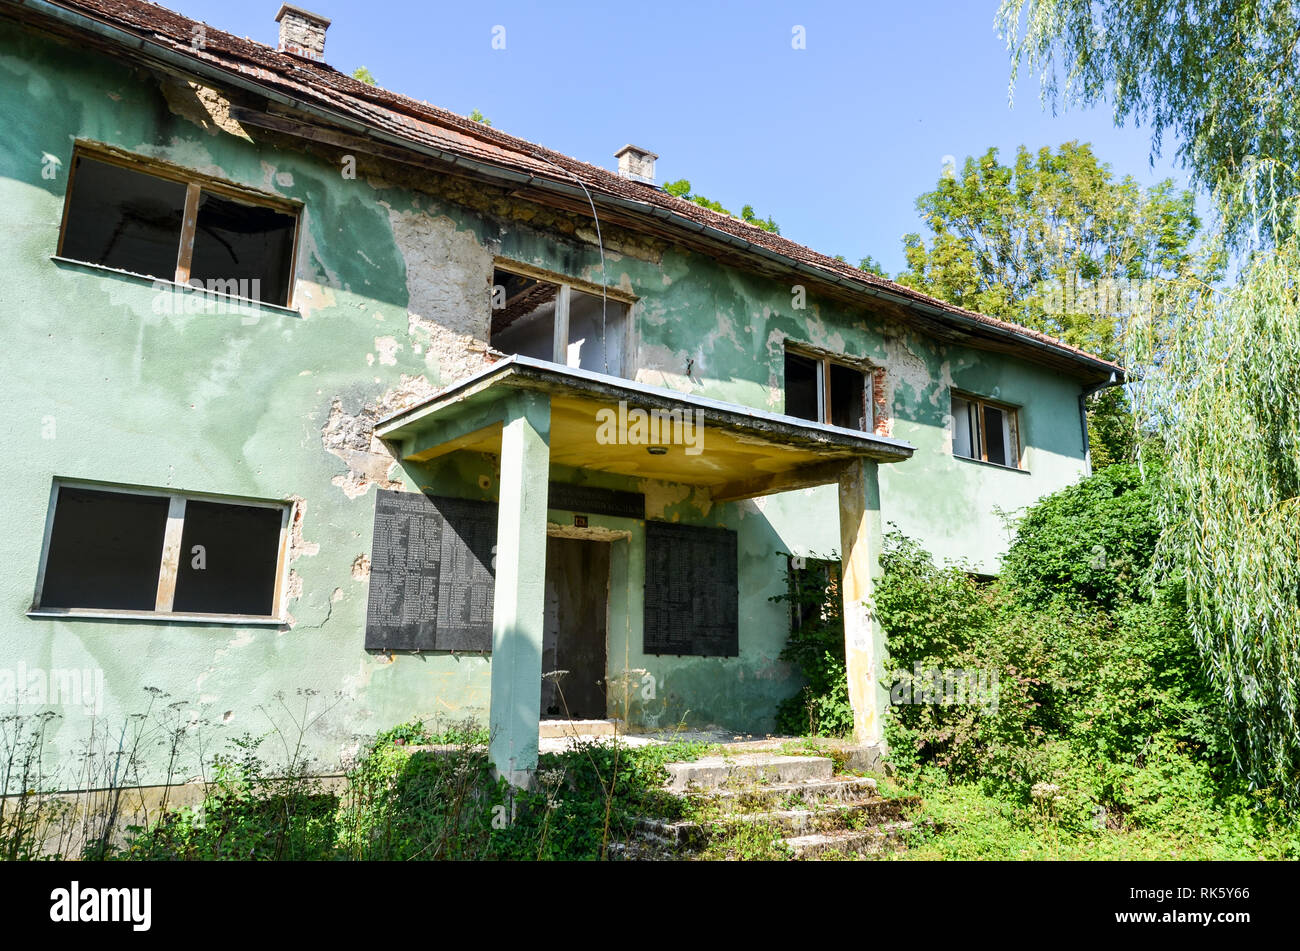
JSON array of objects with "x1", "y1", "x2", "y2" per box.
[
  {"x1": 277, "y1": 9, "x2": 328, "y2": 60},
  {"x1": 872, "y1": 366, "x2": 891, "y2": 437}
]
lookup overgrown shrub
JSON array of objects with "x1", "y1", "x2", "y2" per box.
[
  {"x1": 877, "y1": 464, "x2": 1232, "y2": 830},
  {"x1": 998, "y1": 463, "x2": 1159, "y2": 609},
  {"x1": 770, "y1": 555, "x2": 854, "y2": 737}
]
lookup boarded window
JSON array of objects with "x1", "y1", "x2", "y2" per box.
[
  {"x1": 784, "y1": 347, "x2": 871, "y2": 431},
  {"x1": 644, "y1": 522, "x2": 738, "y2": 657},
  {"x1": 34, "y1": 485, "x2": 289, "y2": 618},
  {"x1": 59, "y1": 149, "x2": 298, "y2": 306},
  {"x1": 951, "y1": 393, "x2": 1021, "y2": 468}
]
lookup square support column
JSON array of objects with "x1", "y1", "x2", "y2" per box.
[
  {"x1": 489, "y1": 391, "x2": 551, "y2": 787},
  {"x1": 837, "y1": 458, "x2": 887, "y2": 746}
]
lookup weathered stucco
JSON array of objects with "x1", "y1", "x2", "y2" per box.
[{"x1": 0, "y1": 23, "x2": 1095, "y2": 784}]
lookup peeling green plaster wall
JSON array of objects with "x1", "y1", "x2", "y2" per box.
[{"x1": 0, "y1": 23, "x2": 1093, "y2": 780}]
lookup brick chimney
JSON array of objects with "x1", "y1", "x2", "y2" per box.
[
  {"x1": 275, "y1": 4, "x2": 331, "y2": 61},
  {"x1": 615, "y1": 145, "x2": 657, "y2": 185}
]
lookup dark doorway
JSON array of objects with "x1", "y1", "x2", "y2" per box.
[{"x1": 541, "y1": 537, "x2": 610, "y2": 720}]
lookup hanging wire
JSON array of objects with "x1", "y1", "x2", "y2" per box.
[{"x1": 527, "y1": 151, "x2": 611, "y2": 375}]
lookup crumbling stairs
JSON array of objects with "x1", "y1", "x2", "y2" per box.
[{"x1": 634, "y1": 752, "x2": 920, "y2": 859}]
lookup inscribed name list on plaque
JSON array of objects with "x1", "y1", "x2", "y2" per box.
[{"x1": 364, "y1": 490, "x2": 497, "y2": 652}]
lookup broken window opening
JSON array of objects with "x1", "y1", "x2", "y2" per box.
[
  {"x1": 783, "y1": 347, "x2": 871, "y2": 432},
  {"x1": 189, "y1": 191, "x2": 297, "y2": 308},
  {"x1": 788, "y1": 555, "x2": 840, "y2": 633},
  {"x1": 59, "y1": 157, "x2": 187, "y2": 284},
  {"x1": 951, "y1": 393, "x2": 1021, "y2": 468},
  {"x1": 829, "y1": 362, "x2": 867, "y2": 431},
  {"x1": 33, "y1": 483, "x2": 290, "y2": 620},
  {"x1": 58, "y1": 149, "x2": 299, "y2": 307},
  {"x1": 784, "y1": 351, "x2": 822, "y2": 423},
  {"x1": 39, "y1": 487, "x2": 172, "y2": 612},
  {"x1": 489, "y1": 267, "x2": 627, "y2": 376},
  {"x1": 173, "y1": 500, "x2": 285, "y2": 616}
]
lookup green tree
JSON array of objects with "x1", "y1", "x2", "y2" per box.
[
  {"x1": 1127, "y1": 217, "x2": 1300, "y2": 800},
  {"x1": 896, "y1": 142, "x2": 1202, "y2": 357},
  {"x1": 1000, "y1": 0, "x2": 1300, "y2": 800},
  {"x1": 468, "y1": 109, "x2": 493, "y2": 127},
  {"x1": 997, "y1": 0, "x2": 1300, "y2": 244},
  {"x1": 857, "y1": 255, "x2": 889, "y2": 278},
  {"x1": 351, "y1": 66, "x2": 376, "y2": 86},
  {"x1": 896, "y1": 142, "x2": 1204, "y2": 466},
  {"x1": 662, "y1": 179, "x2": 780, "y2": 234}
]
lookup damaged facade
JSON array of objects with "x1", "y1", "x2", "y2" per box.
[{"x1": 0, "y1": 0, "x2": 1120, "y2": 785}]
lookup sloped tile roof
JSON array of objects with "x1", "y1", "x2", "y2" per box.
[{"x1": 28, "y1": 0, "x2": 1121, "y2": 378}]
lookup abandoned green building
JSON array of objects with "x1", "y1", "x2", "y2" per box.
[{"x1": 0, "y1": 0, "x2": 1120, "y2": 786}]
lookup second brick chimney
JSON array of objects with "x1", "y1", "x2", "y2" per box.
[{"x1": 276, "y1": 4, "x2": 331, "y2": 61}]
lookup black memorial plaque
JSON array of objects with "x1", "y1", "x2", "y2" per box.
[
  {"x1": 548, "y1": 482, "x2": 645, "y2": 520},
  {"x1": 364, "y1": 491, "x2": 497, "y2": 652},
  {"x1": 434, "y1": 498, "x2": 497, "y2": 651},
  {"x1": 643, "y1": 521, "x2": 738, "y2": 657},
  {"x1": 364, "y1": 489, "x2": 442, "y2": 651}
]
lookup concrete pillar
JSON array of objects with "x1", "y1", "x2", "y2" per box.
[
  {"x1": 489, "y1": 391, "x2": 551, "y2": 786},
  {"x1": 837, "y1": 458, "x2": 886, "y2": 746}
]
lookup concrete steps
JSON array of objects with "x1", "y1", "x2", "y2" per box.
[
  {"x1": 698, "y1": 775, "x2": 880, "y2": 808},
  {"x1": 634, "y1": 796, "x2": 918, "y2": 848},
  {"x1": 729, "y1": 796, "x2": 919, "y2": 835},
  {"x1": 634, "y1": 754, "x2": 920, "y2": 860},
  {"x1": 784, "y1": 822, "x2": 912, "y2": 859},
  {"x1": 538, "y1": 718, "x2": 622, "y2": 739},
  {"x1": 664, "y1": 753, "x2": 834, "y2": 793}
]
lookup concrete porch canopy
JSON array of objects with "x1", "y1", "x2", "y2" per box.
[
  {"x1": 376, "y1": 355, "x2": 913, "y2": 496},
  {"x1": 374, "y1": 355, "x2": 915, "y2": 785}
]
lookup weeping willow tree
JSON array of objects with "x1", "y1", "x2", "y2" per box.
[
  {"x1": 1126, "y1": 217, "x2": 1300, "y2": 795},
  {"x1": 996, "y1": 0, "x2": 1300, "y2": 248},
  {"x1": 999, "y1": 0, "x2": 1300, "y2": 797}
]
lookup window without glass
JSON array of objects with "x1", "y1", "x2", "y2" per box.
[
  {"x1": 787, "y1": 556, "x2": 840, "y2": 633},
  {"x1": 59, "y1": 158, "x2": 187, "y2": 282},
  {"x1": 58, "y1": 149, "x2": 299, "y2": 307},
  {"x1": 33, "y1": 484, "x2": 291, "y2": 620},
  {"x1": 783, "y1": 348, "x2": 870, "y2": 431},
  {"x1": 951, "y1": 394, "x2": 1021, "y2": 468},
  {"x1": 189, "y1": 192, "x2": 297, "y2": 308},
  {"x1": 489, "y1": 266, "x2": 628, "y2": 376},
  {"x1": 39, "y1": 488, "x2": 172, "y2": 612}
]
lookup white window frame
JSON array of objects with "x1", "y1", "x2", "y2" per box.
[
  {"x1": 783, "y1": 344, "x2": 874, "y2": 433},
  {"x1": 489, "y1": 260, "x2": 636, "y2": 376},
  {"x1": 28, "y1": 480, "x2": 294, "y2": 625},
  {"x1": 951, "y1": 391, "x2": 1023, "y2": 470}
]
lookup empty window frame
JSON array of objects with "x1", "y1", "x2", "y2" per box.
[
  {"x1": 57, "y1": 147, "x2": 299, "y2": 307},
  {"x1": 783, "y1": 347, "x2": 870, "y2": 431},
  {"x1": 31, "y1": 483, "x2": 291, "y2": 621},
  {"x1": 951, "y1": 393, "x2": 1021, "y2": 468},
  {"x1": 787, "y1": 555, "x2": 840, "y2": 633},
  {"x1": 489, "y1": 266, "x2": 628, "y2": 376}
]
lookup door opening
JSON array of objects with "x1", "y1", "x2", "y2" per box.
[{"x1": 541, "y1": 536, "x2": 610, "y2": 720}]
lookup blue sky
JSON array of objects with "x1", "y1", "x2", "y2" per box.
[{"x1": 171, "y1": 0, "x2": 1192, "y2": 275}]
